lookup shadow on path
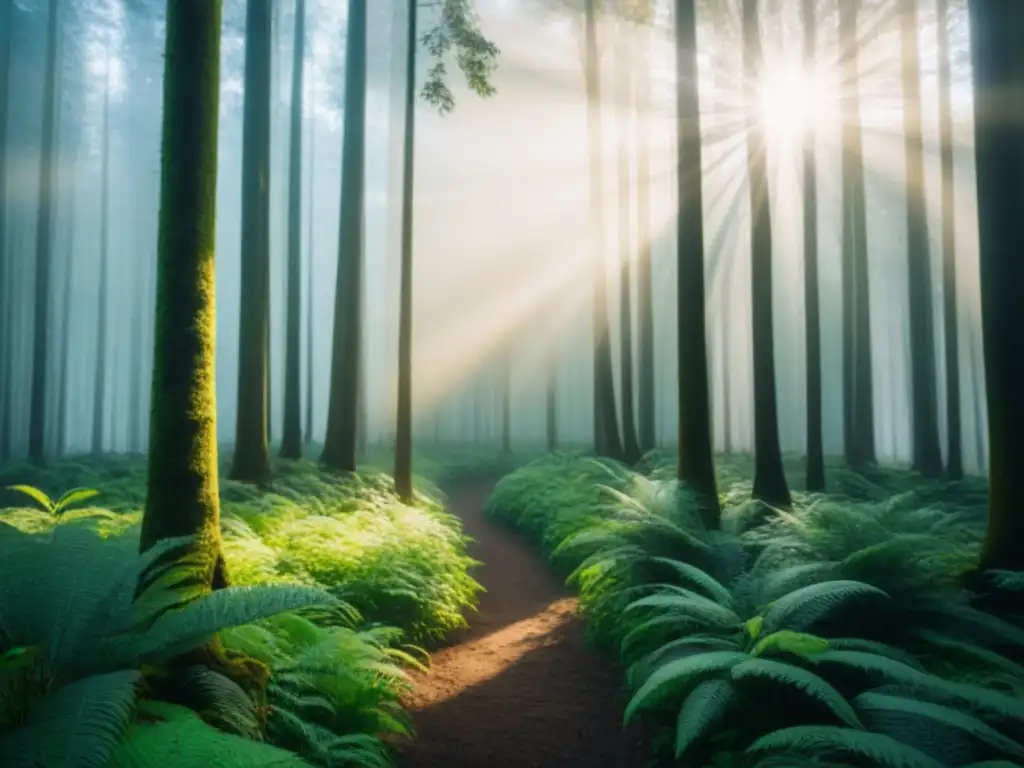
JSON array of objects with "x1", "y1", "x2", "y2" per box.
[{"x1": 397, "y1": 481, "x2": 654, "y2": 768}]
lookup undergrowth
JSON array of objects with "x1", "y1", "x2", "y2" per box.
[
  {"x1": 486, "y1": 452, "x2": 1024, "y2": 768},
  {"x1": 0, "y1": 449, "x2": 501, "y2": 767}
]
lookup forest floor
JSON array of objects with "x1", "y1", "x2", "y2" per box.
[{"x1": 396, "y1": 480, "x2": 653, "y2": 768}]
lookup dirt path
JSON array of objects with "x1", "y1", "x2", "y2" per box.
[{"x1": 397, "y1": 481, "x2": 653, "y2": 768}]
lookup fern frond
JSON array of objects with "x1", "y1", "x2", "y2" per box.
[
  {"x1": 731, "y1": 658, "x2": 863, "y2": 728},
  {"x1": 763, "y1": 580, "x2": 889, "y2": 634},
  {"x1": 747, "y1": 725, "x2": 945, "y2": 768},
  {"x1": 623, "y1": 650, "x2": 748, "y2": 724},
  {"x1": 674, "y1": 679, "x2": 739, "y2": 759}
]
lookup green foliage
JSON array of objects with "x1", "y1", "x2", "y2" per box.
[
  {"x1": 421, "y1": 0, "x2": 500, "y2": 114},
  {"x1": 486, "y1": 452, "x2": 1024, "y2": 767},
  {"x1": 6, "y1": 484, "x2": 100, "y2": 517}
]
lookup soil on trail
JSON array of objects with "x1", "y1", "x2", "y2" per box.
[{"x1": 397, "y1": 480, "x2": 653, "y2": 768}]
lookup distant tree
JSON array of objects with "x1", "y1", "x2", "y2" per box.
[
  {"x1": 838, "y1": 2, "x2": 875, "y2": 469},
  {"x1": 305, "y1": 81, "x2": 315, "y2": 446},
  {"x1": 613, "y1": 7, "x2": 641, "y2": 465},
  {"x1": 56, "y1": 190, "x2": 74, "y2": 456},
  {"x1": 140, "y1": 0, "x2": 227, "y2": 588},
  {"x1": 900, "y1": 0, "x2": 942, "y2": 478},
  {"x1": 28, "y1": 0, "x2": 61, "y2": 464},
  {"x1": 584, "y1": 0, "x2": 624, "y2": 461},
  {"x1": 742, "y1": 0, "x2": 790, "y2": 507},
  {"x1": 634, "y1": 3, "x2": 655, "y2": 455},
  {"x1": 801, "y1": 0, "x2": 824, "y2": 492},
  {"x1": 0, "y1": 0, "x2": 10, "y2": 450},
  {"x1": 231, "y1": 0, "x2": 273, "y2": 483},
  {"x1": 393, "y1": 0, "x2": 498, "y2": 499},
  {"x1": 935, "y1": 0, "x2": 961, "y2": 480},
  {"x1": 92, "y1": 60, "x2": 111, "y2": 455},
  {"x1": 675, "y1": 0, "x2": 720, "y2": 524},
  {"x1": 969, "y1": 0, "x2": 1024, "y2": 571},
  {"x1": 280, "y1": 0, "x2": 306, "y2": 460}
]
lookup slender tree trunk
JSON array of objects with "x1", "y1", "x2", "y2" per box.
[
  {"x1": 280, "y1": 0, "x2": 306, "y2": 459},
  {"x1": 57, "y1": 191, "x2": 74, "y2": 456},
  {"x1": 140, "y1": 0, "x2": 227, "y2": 589},
  {"x1": 321, "y1": 0, "x2": 367, "y2": 473},
  {"x1": 92, "y1": 66, "x2": 111, "y2": 455},
  {"x1": 0, "y1": 0, "x2": 11, "y2": 447},
  {"x1": 545, "y1": 347, "x2": 558, "y2": 452},
  {"x1": 583, "y1": 0, "x2": 624, "y2": 461},
  {"x1": 634, "y1": 19, "x2": 655, "y2": 455},
  {"x1": 127, "y1": 210, "x2": 145, "y2": 453},
  {"x1": 614, "y1": 19, "x2": 641, "y2": 464},
  {"x1": 28, "y1": 0, "x2": 60, "y2": 464},
  {"x1": 393, "y1": 0, "x2": 416, "y2": 502},
  {"x1": 969, "y1": 0, "x2": 1024, "y2": 571},
  {"x1": 900, "y1": 0, "x2": 942, "y2": 478},
  {"x1": 305, "y1": 85, "x2": 315, "y2": 445},
  {"x1": 743, "y1": 0, "x2": 791, "y2": 507},
  {"x1": 230, "y1": 0, "x2": 273, "y2": 483},
  {"x1": 675, "y1": 0, "x2": 720, "y2": 524},
  {"x1": 500, "y1": 348, "x2": 511, "y2": 454},
  {"x1": 838, "y1": 2, "x2": 875, "y2": 469},
  {"x1": 936, "y1": 0, "x2": 961, "y2": 480},
  {"x1": 802, "y1": 0, "x2": 824, "y2": 492}
]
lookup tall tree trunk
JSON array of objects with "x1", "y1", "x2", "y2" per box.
[
  {"x1": 500, "y1": 348, "x2": 511, "y2": 455},
  {"x1": 583, "y1": 0, "x2": 624, "y2": 461},
  {"x1": 28, "y1": 0, "x2": 60, "y2": 464},
  {"x1": 92, "y1": 66, "x2": 111, "y2": 455},
  {"x1": 969, "y1": 0, "x2": 1024, "y2": 571},
  {"x1": 901, "y1": 0, "x2": 942, "y2": 478},
  {"x1": 675, "y1": 0, "x2": 720, "y2": 524},
  {"x1": 305, "y1": 86, "x2": 315, "y2": 445},
  {"x1": 140, "y1": 0, "x2": 227, "y2": 589},
  {"x1": 127, "y1": 212, "x2": 145, "y2": 453},
  {"x1": 634, "y1": 17, "x2": 655, "y2": 456},
  {"x1": 57, "y1": 192, "x2": 74, "y2": 456},
  {"x1": 393, "y1": 0, "x2": 416, "y2": 502},
  {"x1": 280, "y1": 0, "x2": 306, "y2": 460},
  {"x1": 802, "y1": 0, "x2": 824, "y2": 492},
  {"x1": 615, "y1": 19, "x2": 641, "y2": 465},
  {"x1": 742, "y1": 0, "x2": 791, "y2": 507},
  {"x1": 936, "y1": 0, "x2": 961, "y2": 481},
  {"x1": 0, "y1": 0, "x2": 11, "y2": 447},
  {"x1": 230, "y1": 0, "x2": 273, "y2": 483},
  {"x1": 321, "y1": 0, "x2": 367, "y2": 473},
  {"x1": 838, "y1": 2, "x2": 875, "y2": 469}
]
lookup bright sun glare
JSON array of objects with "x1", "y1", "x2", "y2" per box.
[{"x1": 758, "y1": 64, "x2": 813, "y2": 141}]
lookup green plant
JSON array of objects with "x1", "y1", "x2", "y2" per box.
[{"x1": 6, "y1": 484, "x2": 100, "y2": 518}]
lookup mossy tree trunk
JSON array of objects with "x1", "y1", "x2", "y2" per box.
[
  {"x1": 231, "y1": 0, "x2": 273, "y2": 483},
  {"x1": 92, "y1": 65, "x2": 111, "y2": 455},
  {"x1": 634, "y1": 17, "x2": 655, "y2": 456},
  {"x1": 393, "y1": 0, "x2": 417, "y2": 503},
  {"x1": 969, "y1": 0, "x2": 1024, "y2": 571},
  {"x1": 742, "y1": 0, "x2": 791, "y2": 508},
  {"x1": 676, "y1": 0, "x2": 720, "y2": 525},
  {"x1": 936, "y1": 0, "x2": 961, "y2": 481},
  {"x1": 900, "y1": 0, "x2": 942, "y2": 479},
  {"x1": 802, "y1": 0, "x2": 824, "y2": 493},
  {"x1": 321, "y1": 0, "x2": 368, "y2": 473},
  {"x1": 614, "y1": 18, "x2": 641, "y2": 465},
  {"x1": 28, "y1": 0, "x2": 60, "y2": 465},
  {"x1": 280, "y1": 0, "x2": 306, "y2": 460},
  {"x1": 583, "y1": 0, "x2": 624, "y2": 462},
  {"x1": 140, "y1": 0, "x2": 227, "y2": 589},
  {"x1": 838, "y1": 2, "x2": 875, "y2": 469}
]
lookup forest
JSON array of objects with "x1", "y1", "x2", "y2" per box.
[{"x1": 0, "y1": 0, "x2": 1022, "y2": 766}]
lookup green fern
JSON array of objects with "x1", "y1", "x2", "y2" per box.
[
  {"x1": 747, "y1": 725, "x2": 946, "y2": 768},
  {"x1": 5, "y1": 485, "x2": 99, "y2": 518},
  {"x1": 730, "y1": 658, "x2": 864, "y2": 728},
  {"x1": 762, "y1": 580, "x2": 890, "y2": 634},
  {"x1": 673, "y1": 679, "x2": 738, "y2": 759}
]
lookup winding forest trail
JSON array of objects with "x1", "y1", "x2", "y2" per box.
[{"x1": 397, "y1": 480, "x2": 652, "y2": 768}]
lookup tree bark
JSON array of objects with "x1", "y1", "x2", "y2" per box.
[
  {"x1": 280, "y1": 0, "x2": 306, "y2": 460},
  {"x1": 321, "y1": 0, "x2": 368, "y2": 473},
  {"x1": 140, "y1": 0, "x2": 227, "y2": 590},
  {"x1": 92, "y1": 65, "x2": 111, "y2": 455},
  {"x1": 634, "y1": 18, "x2": 655, "y2": 456},
  {"x1": 969, "y1": 0, "x2": 1024, "y2": 570},
  {"x1": 742, "y1": 0, "x2": 791, "y2": 508},
  {"x1": 675, "y1": 0, "x2": 721, "y2": 525},
  {"x1": 230, "y1": 0, "x2": 273, "y2": 483},
  {"x1": 393, "y1": 0, "x2": 417, "y2": 502},
  {"x1": 0, "y1": 0, "x2": 11, "y2": 447},
  {"x1": 28, "y1": 0, "x2": 61, "y2": 464},
  {"x1": 801, "y1": 0, "x2": 824, "y2": 492},
  {"x1": 838, "y1": 1, "x2": 875, "y2": 469},
  {"x1": 935, "y1": 0, "x2": 961, "y2": 480}
]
